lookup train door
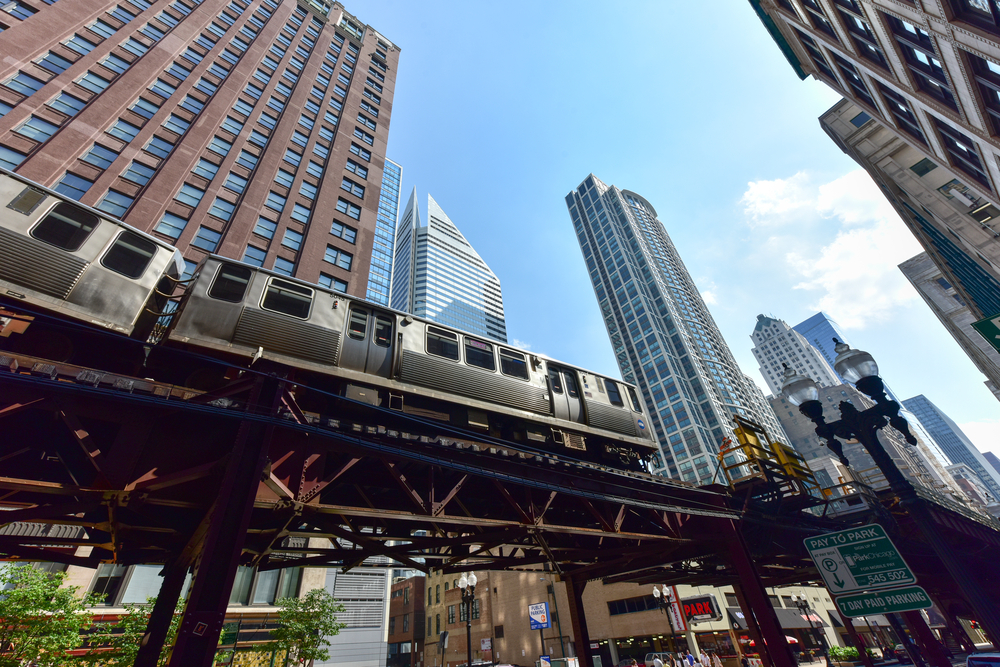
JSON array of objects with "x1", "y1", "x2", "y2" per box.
[
  {"x1": 340, "y1": 305, "x2": 394, "y2": 376},
  {"x1": 547, "y1": 364, "x2": 584, "y2": 423}
]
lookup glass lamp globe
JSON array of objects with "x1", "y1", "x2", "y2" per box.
[
  {"x1": 833, "y1": 339, "x2": 878, "y2": 384},
  {"x1": 458, "y1": 573, "x2": 468, "y2": 589},
  {"x1": 468, "y1": 572, "x2": 477, "y2": 587},
  {"x1": 652, "y1": 586, "x2": 661, "y2": 599},
  {"x1": 780, "y1": 364, "x2": 819, "y2": 406},
  {"x1": 661, "y1": 585, "x2": 669, "y2": 598}
]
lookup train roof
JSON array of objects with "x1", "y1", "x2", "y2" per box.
[
  {"x1": 199, "y1": 254, "x2": 635, "y2": 389},
  {"x1": 0, "y1": 167, "x2": 184, "y2": 258}
]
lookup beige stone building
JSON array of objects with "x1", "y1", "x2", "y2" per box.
[{"x1": 423, "y1": 567, "x2": 847, "y2": 667}]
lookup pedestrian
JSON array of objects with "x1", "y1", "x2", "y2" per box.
[
  {"x1": 701, "y1": 652, "x2": 710, "y2": 667},
  {"x1": 740, "y1": 655, "x2": 749, "y2": 667},
  {"x1": 654, "y1": 655, "x2": 664, "y2": 667},
  {"x1": 686, "y1": 651, "x2": 696, "y2": 667},
  {"x1": 713, "y1": 653, "x2": 724, "y2": 667}
]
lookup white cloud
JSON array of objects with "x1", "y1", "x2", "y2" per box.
[
  {"x1": 510, "y1": 338, "x2": 532, "y2": 351},
  {"x1": 702, "y1": 290, "x2": 717, "y2": 305},
  {"x1": 740, "y1": 171, "x2": 813, "y2": 227},
  {"x1": 958, "y1": 419, "x2": 1000, "y2": 457},
  {"x1": 740, "y1": 169, "x2": 923, "y2": 329}
]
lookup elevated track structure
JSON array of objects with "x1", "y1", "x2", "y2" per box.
[{"x1": 0, "y1": 305, "x2": 998, "y2": 667}]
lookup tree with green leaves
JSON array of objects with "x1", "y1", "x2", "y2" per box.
[
  {"x1": 0, "y1": 564, "x2": 100, "y2": 667},
  {"x1": 82, "y1": 597, "x2": 183, "y2": 666},
  {"x1": 265, "y1": 588, "x2": 345, "y2": 667}
]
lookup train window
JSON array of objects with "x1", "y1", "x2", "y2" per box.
[
  {"x1": 427, "y1": 326, "x2": 459, "y2": 361},
  {"x1": 548, "y1": 367, "x2": 563, "y2": 394},
  {"x1": 348, "y1": 309, "x2": 367, "y2": 340},
  {"x1": 626, "y1": 386, "x2": 643, "y2": 413},
  {"x1": 499, "y1": 349, "x2": 529, "y2": 381},
  {"x1": 9, "y1": 187, "x2": 46, "y2": 215},
  {"x1": 101, "y1": 231, "x2": 157, "y2": 279},
  {"x1": 564, "y1": 371, "x2": 580, "y2": 399},
  {"x1": 30, "y1": 202, "x2": 99, "y2": 251},
  {"x1": 464, "y1": 338, "x2": 495, "y2": 371},
  {"x1": 373, "y1": 315, "x2": 392, "y2": 347},
  {"x1": 261, "y1": 278, "x2": 312, "y2": 319},
  {"x1": 208, "y1": 263, "x2": 252, "y2": 302},
  {"x1": 604, "y1": 379, "x2": 624, "y2": 407}
]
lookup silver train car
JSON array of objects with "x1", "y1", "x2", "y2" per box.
[
  {"x1": 169, "y1": 256, "x2": 656, "y2": 469},
  {"x1": 0, "y1": 169, "x2": 183, "y2": 340}
]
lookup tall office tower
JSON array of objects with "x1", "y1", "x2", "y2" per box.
[
  {"x1": 365, "y1": 158, "x2": 400, "y2": 305},
  {"x1": 0, "y1": 0, "x2": 398, "y2": 301},
  {"x1": 793, "y1": 312, "x2": 850, "y2": 382},
  {"x1": 566, "y1": 174, "x2": 787, "y2": 483},
  {"x1": 986, "y1": 451, "x2": 1000, "y2": 478},
  {"x1": 389, "y1": 191, "x2": 508, "y2": 342},
  {"x1": 900, "y1": 252, "x2": 1000, "y2": 401},
  {"x1": 751, "y1": 314, "x2": 841, "y2": 394},
  {"x1": 902, "y1": 394, "x2": 1000, "y2": 501}
]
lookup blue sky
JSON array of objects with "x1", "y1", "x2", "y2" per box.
[{"x1": 363, "y1": 1, "x2": 1000, "y2": 455}]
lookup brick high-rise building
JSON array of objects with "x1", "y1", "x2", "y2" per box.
[{"x1": 0, "y1": 0, "x2": 398, "y2": 299}]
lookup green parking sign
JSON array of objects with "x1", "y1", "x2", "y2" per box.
[{"x1": 973, "y1": 313, "x2": 1000, "y2": 354}]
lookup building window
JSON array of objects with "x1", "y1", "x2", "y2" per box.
[
  {"x1": 340, "y1": 177, "x2": 364, "y2": 198},
  {"x1": 145, "y1": 136, "x2": 175, "y2": 159},
  {"x1": 193, "y1": 158, "x2": 220, "y2": 180},
  {"x1": 54, "y1": 172, "x2": 93, "y2": 200},
  {"x1": 336, "y1": 198, "x2": 361, "y2": 220},
  {"x1": 50, "y1": 93, "x2": 86, "y2": 117},
  {"x1": 275, "y1": 169, "x2": 295, "y2": 188},
  {"x1": 883, "y1": 14, "x2": 956, "y2": 109},
  {"x1": 155, "y1": 212, "x2": 187, "y2": 239},
  {"x1": 948, "y1": 0, "x2": 1000, "y2": 37},
  {"x1": 266, "y1": 191, "x2": 287, "y2": 213},
  {"x1": 966, "y1": 53, "x2": 1000, "y2": 136},
  {"x1": 15, "y1": 116, "x2": 59, "y2": 142},
  {"x1": 97, "y1": 190, "x2": 134, "y2": 217},
  {"x1": 273, "y1": 256, "x2": 294, "y2": 275},
  {"x1": 82, "y1": 143, "x2": 120, "y2": 170},
  {"x1": 282, "y1": 228, "x2": 303, "y2": 250},
  {"x1": 837, "y1": 8, "x2": 890, "y2": 70},
  {"x1": 90, "y1": 564, "x2": 128, "y2": 605},
  {"x1": 290, "y1": 203, "x2": 311, "y2": 223},
  {"x1": 224, "y1": 172, "x2": 248, "y2": 193},
  {"x1": 255, "y1": 216, "x2": 277, "y2": 239},
  {"x1": 324, "y1": 245, "x2": 352, "y2": 270},
  {"x1": 209, "y1": 197, "x2": 236, "y2": 221},
  {"x1": 875, "y1": 83, "x2": 926, "y2": 144},
  {"x1": 208, "y1": 136, "x2": 233, "y2": 156},
  {"x1": 793, "y1": 30, "x2": 837, "y2": 81},
  {"x1": 933, "y1": 118, "x2": 992, "y2": 190},
  {"x1": 447, "y1": 605, "x2": 455, "y2": 624},
  {"x1": 176, "y1": 183, "x2": 205, "y2": 208},
  {"x1": 318, "y1": 273, "x2": 347, "y2": 292},
  {"x1": 799, "y1": 0, "x2": 839, "y2": 42},
  {"x1": 244, "y1": 244, "x2": 267, "y2": 266},
  {"x1": 330, "y1": 221, "x2": 357, "y2": 243},
  {"x1": 191, "y1": 226, "x2": 222, "y2": 252},
  {"x1": 830, "y1": 53, "x2": 879, "y2": 111}
]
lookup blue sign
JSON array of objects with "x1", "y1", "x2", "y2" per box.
[
  {"x1": 541, "y1": 656, "x2": 551, "y2": 667},
  {"x1": 637, "y1": 418, "x2": 645, "y2": 430},
  {"x1": 528, "y1": 602, "x2": 550, "y2": 630}
]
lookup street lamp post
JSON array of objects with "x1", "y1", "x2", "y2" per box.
[
  {"x1": 652, "y1": 585, "x2": 678, "y2": 656},
  {"x1": 780, "y1": 340, "x2": 1000, "y2": 649},
  {"x1": 459, "y1": 573, "x2": 478, "y2": 667},
  {"x1": 790, "y1": 594, "x2": 829, "y2": 667}
]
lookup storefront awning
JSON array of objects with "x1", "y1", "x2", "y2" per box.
[
  {"x1": 727, "y1": 607, "x2": 829, "y2": 630},
  {"x1": 830, "y1": 614, "x2": 889, "y2": 627}
]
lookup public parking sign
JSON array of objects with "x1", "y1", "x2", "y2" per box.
[
  {"x1": 834, "y1": 586, "x2": 932, "y2": 617},
  {"x1": 804, "y1": 524, "x2": 916, "y2": 593},
  {"x1": 529, "y1": 602, "x2": 551, "y2": 630}
]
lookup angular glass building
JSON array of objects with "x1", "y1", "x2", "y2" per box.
[
  {"x1": 565, "y1": 174, "x2": 784, "y2": 482},
  {"x1": 390, "y1": 190, "x2": 507, "y2": 342}
]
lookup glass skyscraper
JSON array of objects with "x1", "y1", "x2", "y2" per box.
[
  {"x1": 366, "y1": 159, "x2": 402, "y2": 306},
  {"x1": 389, "y1": 190, "x2": 507, "y2": 342},
  {"x1": 793, "y1": 312, "x2": 850, "y2": 383},
  {"x1": 565, "y1": 174, "x2": 784, "y2": 482},
  {"x1": 903, "y1": 394, "x2": 1000, "y2": 501}
]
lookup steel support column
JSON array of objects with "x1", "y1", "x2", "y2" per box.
[
  {"x1": 563, "y1": 577, "x2": 591, "y2": 667},
  {"x1": 732, "y1": 584, "x2": 767, "y2": 666},
  {"x1": 836, "y1": 612, "x2": 875, "y2": 667},
  {"x1": 723, "y1": 519, "x2": 796, "y2": 667},
  {"x1": 902, "y1": 611, "x2": 950, "y2": 667},
  {"x1": 886, "y1": 613, "x2": 925, "y2": 667},
  {"x1": 134, "y1": 558, "x2": 188, "y2": 667},
  {"x1": 167, "y1": 375, "x2": 282, "y2": 667}
]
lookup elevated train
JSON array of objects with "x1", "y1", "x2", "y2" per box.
[{"x1": 0, "y1": 169, "x2": 655, "y2": 471}]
